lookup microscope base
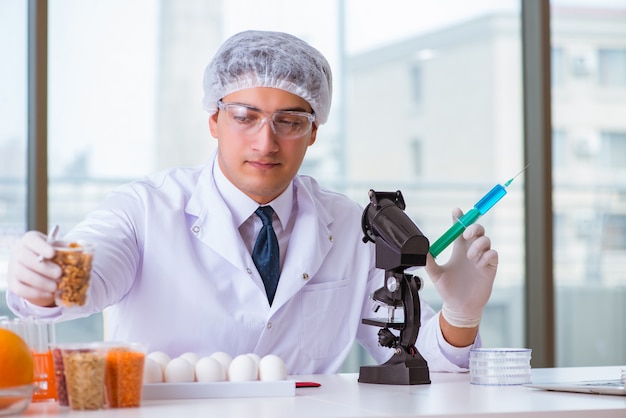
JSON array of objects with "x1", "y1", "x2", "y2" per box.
[{"x1": 358, "y1": 361, "x2": 430, "y2": 385}]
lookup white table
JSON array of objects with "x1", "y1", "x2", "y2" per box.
[{"x1": 25, "y1": 366, "x2": 626, "y2": 417}]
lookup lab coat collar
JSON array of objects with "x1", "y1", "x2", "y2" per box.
[{"x1": 186, "y1": 159, "x2": 252, "y2": 271}]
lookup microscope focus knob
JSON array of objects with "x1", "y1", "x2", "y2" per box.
[{"x1": 378, "y1": 328, "x2": 398, "y2": 348}]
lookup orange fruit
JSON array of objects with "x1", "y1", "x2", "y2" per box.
[
  {"x1": 0, "y1": 328, "x2": 35, "y2": 409},
  {"x1": 0, "y1": 328, "x2": 34, "y2": 389}
]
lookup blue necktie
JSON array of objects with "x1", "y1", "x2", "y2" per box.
[{"x1": 252, "y1": 206, "x2": 280, "y2": 305}]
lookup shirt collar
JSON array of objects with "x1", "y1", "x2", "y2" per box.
[{"x1": 213, "y1": 157, "x2": 294, "y2": 229}]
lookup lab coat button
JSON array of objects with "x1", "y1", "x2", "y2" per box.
[
  {"x1": 328, "y1": 235, "x2": 333, "y2": 242},
  {"x1": 302, "y1": 273, "x2": 309, "y2": 280},
  {"x1": 192, "y1": 225, "x2": 200, "y2": 234},
  {"x1": 246, "y1": 268, "x2": 252, "y2": 274},
  {"x1": 266, "y1": 322, "x2": 272, "y2": 329}
]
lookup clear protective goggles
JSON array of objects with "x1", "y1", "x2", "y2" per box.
[{"x1": 217, "y1": 99, "x2": 315, "y2": 140}]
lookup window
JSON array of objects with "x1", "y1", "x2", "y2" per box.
[
  {"x1": 598, "y1": 48, "x2": 626, "y2": 87},
  {"x1": 409, "y1": 139, "x2": 423, "y2": 177},
  {"x1": 552, "y1": 2, "x2": 626, "y2": 367},
  {"x1": 552, "y1": 47, "x2": 565, "y2": 85},
  {"x1": 410, "y1": 65, "x2": 423, "y2": 105},
  {"x1": 552, "y1": 129, "x2": 566, "y2": 167},
  {"x1": 0, "y1": 1, "x2": 27, "y2": 315},
  {"x1": 600, "y1": 131, "x2": 626, "y2": 168},
  {"x1": 604, "y1": 214, "x2": 626, "y2": 250}
]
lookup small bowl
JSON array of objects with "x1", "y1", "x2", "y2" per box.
[
  {"x1": 470, "y1": 348, "x2": 532, "y2": 386},
  {"x1": 0, "y1": 384, "x2": 36, "y2": 416}
]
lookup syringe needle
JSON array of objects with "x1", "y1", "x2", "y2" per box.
[{"x1": 504, "y1": 164, "x2": 529, "y2": 187}]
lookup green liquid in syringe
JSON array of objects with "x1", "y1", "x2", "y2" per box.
[{"x1": 429, "y1": 172, "x2": 522, "y2": 258}]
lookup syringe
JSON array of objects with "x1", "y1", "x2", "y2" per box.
[{"x1": 429, "y1": 167, "x2": 526, "y2": 258}]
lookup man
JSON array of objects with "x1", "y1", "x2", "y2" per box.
[{"x1": 6, "y1": 30, "x2": 497, "y2": 374}]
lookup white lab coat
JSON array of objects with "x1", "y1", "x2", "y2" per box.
[{"x1": 8, "y1": 153, "x2": 475, "y2": 374}]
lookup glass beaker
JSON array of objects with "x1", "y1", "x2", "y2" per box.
[{"x1": 0, "y1": 317, "x2": 57, "y2": 402}]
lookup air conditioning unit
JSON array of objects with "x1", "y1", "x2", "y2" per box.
[
  {"x1": 572, "y1": 133, "x2": 600, "y2": 158},
  {"x1": 570, "y1": 50, "x2": 597, "y2": 77}
]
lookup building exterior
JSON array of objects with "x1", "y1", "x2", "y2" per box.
[{"x1": 344, "y1": 8, "x2": 626, "y2": 365}]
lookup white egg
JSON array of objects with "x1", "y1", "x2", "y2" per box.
[
  {"x1": 143, "y1": 357, "x2": 164, "y2": 383},
  {"x1": 164, "y1": 357, "x2": 195, "y2": 383},
  {"x1": 147, "y1": 351, "x2": 171, "y2": 374},
  {"x1": 259, "y1": 354, "x2": 287, "y2": 381},
  {"x1": 210, "y1": 352, "x2": 233, "y2": 379},
  {"x1": 179, "y1": 352, "x2": 200, "y2": 366},
  {"x1": 228, "y1": 354, "x2": 258, "y2": 382},
  {"x1": 195, "y1": 356, "x2": 226, "y2": 382}
]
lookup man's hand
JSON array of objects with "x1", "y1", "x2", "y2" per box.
[
  {"x1": 425, "y1": 208, "x2": 498, "y2": 346},
  {"x1": 7, "y1": 231, "x2": 61, "y2": 307}
]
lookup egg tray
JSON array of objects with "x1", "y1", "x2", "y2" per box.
[{"x1": 142, "y1": 379, "x2": 295, "y2": 400}]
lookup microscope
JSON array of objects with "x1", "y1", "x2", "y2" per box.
[{"x1": 358, "y1": 190, "x2": 431, "y2": 385}]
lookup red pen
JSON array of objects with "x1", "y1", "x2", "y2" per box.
[{"x1": 296, "y1": 381, "x2": 321, "y2": 388}]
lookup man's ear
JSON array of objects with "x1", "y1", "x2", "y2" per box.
[
  {"x1": 208, "y1": 113, "x2": 219, "y2": 138},
  {"x1": 308, "y1": 124, "x2": 318, "y2": 146}
]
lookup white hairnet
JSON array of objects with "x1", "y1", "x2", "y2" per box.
[{"x1": 202, "y1": 30, "x2": 333, "y2": 125}]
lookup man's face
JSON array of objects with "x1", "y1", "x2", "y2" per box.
[{"x1": 209, "y1": 87, "x2": 318, "y2": 204}]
